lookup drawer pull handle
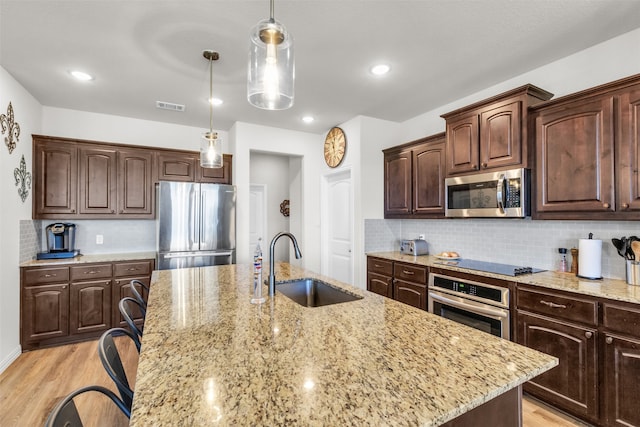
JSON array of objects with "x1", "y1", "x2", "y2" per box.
[
  {"x1": 374, "y1": 264, "x2": 382, "y2": 268},
  {"x1": 606, "y1": 337, "x2": 613, "y2": 344},
  {"x1": 43, "y1": 273, "x2": 55, "y2": 278},
  {"x1": 85, "y1": 270, "x2": 99, "y2": 275},
  {"x1": 585, "y1": 331, "x2": 593, "y2": 339},
  {"x1": 540, "y1": 300, "x2": 567, "y2": 309},
  {"x1": 127, "y1": 267, "x2": 139, "y2": 271},
  {"x1": 402, "y1": 270, "x2": 415, "y2": 275}
]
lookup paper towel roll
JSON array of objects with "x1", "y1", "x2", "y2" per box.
[{"x1": 578, "y1": 238, "x2": 602, "y2": 279}]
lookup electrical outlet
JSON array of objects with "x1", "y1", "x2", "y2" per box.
[
  {"x1": 96, "y1": 234, "x2": 104, "y2": 245},
  {"x1": 418, "y1": 234, "x2": 425, "y2": 240}
]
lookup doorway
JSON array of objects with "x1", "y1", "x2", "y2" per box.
[
  {"x1": 321, "y1": 169, "x2": 353, "y2": 284},
  {"x1": 249, "y1": 184, "x2": 267, "y2": 258}
]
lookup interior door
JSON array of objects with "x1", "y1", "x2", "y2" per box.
[
  {"x1": 324, "y1": 170, "x2": 352, "y2": 284},
  {"x1": 249, "y1": 184, "x2": 267, "y2": 257}
]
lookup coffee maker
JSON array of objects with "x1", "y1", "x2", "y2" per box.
[{"x1": 36, "y1": 223, "x2": 80, "y2": 259}]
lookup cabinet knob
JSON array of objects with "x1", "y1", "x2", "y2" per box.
[
  {"x1": 585, "y1": 331, "x2": 593, "y2": 339},
  {"x1": 482, "y1": 162, "x2": 488, "y2": 168},
  {"x1": 71, "y1": 209, "x2": 75, "y2": 213},
  {"x1": 111, "y1": 210, "x2": 115, "y2": 213},
  {"x1": 622, "y1": 203, "x2": 630, "y2": 209},
  {"x1": 603, "y1": 203, "x2": 610, "y2": 209},
  {"x1": 606, "y1": 336, "x2": 613, "y2": 344},
  {"x1": 472, "y1": 164, "x2": 478, "y2": 170}
]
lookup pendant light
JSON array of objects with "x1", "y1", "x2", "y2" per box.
[
  {"x1": 247, "y1": 0, "x2": 294, "y2": 110},
  {"x1": 200, "y1": 50, "x2": 223, "y2": 169}
]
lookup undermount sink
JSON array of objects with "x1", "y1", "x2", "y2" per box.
[{"x1": 275, "y1": 278, "x2": 363, "y2": 307}]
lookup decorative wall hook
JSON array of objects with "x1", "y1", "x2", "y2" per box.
[
  {"x1": 1, "y1": 102, "x2": 21, "y2": 154},
  {"x1": 14, "y1": 155, "x2": 31, "y2": 202},
  {"x1": 280, "y1": 199, "x2": 290, "y2": 217}
]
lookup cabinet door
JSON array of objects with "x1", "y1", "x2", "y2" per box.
[
  {"x1": 22, "y1": 284, "x2": 69, "y2": 343},
  {"x1": 393, "y1": 279, "x2": 427, "y2": 310},
  {"x1": 112, "y1": 276, "x2": 149, "y2": 328},
  {"x1": 198, "y1": 154, "x2": 232, "y2": 184},
  {"x1": 367, "y1": 272, "x2": 393, "y2": 298},
  {"x1": 618, "y1": 86, "x2": 640, "y2": 213},
  {"x1": 33, "y1": 138, "x2": 77, "y2": 216},
  {"x1": 413, "y1": 140, "x2": 445, "y2": 216},
  {"x1": 480, "y1": 100, "x2": 521, "y2": 170},
  {"x1": 78, "y1": 146, "x2": 117, "y2": 215},
  {"x1": 117, "y1": 148, "x2": 154, "y2": 216},
  {"x1": 603, "y1": 333, "x2": 640, "y2": 427},
  {"x1": 446, "y1": 113, "x2": 479, "y2": 175},
  {"x1": 157, "y1": 151, "x2": 197, "y2": 182},
  {"x1": 69, "y1": 280, "x2": 111, "y2": 335},
  {"x1": 535, "y1": 96, "x2": 615, "y2": 215},
  {"x1": 517, "y1": 311, "x2": 598, "y2": 423},
  {"x1": 384, "y1": 149, "x2": 412, "y2": 216}
]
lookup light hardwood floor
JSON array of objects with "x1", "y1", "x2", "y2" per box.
[{"x1": 1, "y1": 339, "x2": 590, "y2": 426}]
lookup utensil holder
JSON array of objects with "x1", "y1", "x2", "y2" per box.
[{"x1": 626, "y1": 260, "x2": 640, "y2": 285}]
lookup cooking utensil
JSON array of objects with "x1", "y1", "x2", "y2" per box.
[
  {"x1": 612, "y1": 238, "x2": 626, "y2": 258},
  {"x1": 627, "y1": 236, "x2": 639, "y2": 260},
  {"x1": 632, "y1": 240, "x2": 640, "y2": 261}
]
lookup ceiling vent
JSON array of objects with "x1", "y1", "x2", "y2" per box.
[{"x1": 156, "y1": 101, "x2": 185, "y2": 112}]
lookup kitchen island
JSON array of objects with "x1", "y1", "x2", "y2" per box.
[{"x1": 130, "y1": 263, "x2": 557, "y2": 426}]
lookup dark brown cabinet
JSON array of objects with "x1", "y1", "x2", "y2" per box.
[
  {"x1": 78, "y1": 145, "x2": 117, "y2": 215},
  {"x1": 441, "y1": 85, "x2": 552, "y2": 177},
  {"x1": 21, "y1": 258, "x2": 154, "y2": 351},
  {"x1": 117, "y1": 148, "x2": 154, "y2": 216},
  {"x1": 516, "y1": 286, "x2": 599, "y2": 424},
  {"x1": 383, "y1": 133, "x2": 445, "y2": 218},
  {"x1": 367, "y1": 257, "x2": 393, "y2": 298},
  {"x1": 531, "y1": 75, "x2": 640, "y2": 220},
  {"x1": 199, "y1": 153, "x2": 233, "y2": 183},
  {"x1": 157, "y1": 149, "x2": 233, "y2": 184},
  {"x1": 33, "y1": 138, "x2": 78, "y2": 217}
]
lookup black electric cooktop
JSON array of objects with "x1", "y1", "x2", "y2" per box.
[{"x1": 432, "y1": 258, "x2": 545, "y2": 276}]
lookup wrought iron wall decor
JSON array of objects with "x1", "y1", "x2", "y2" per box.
[
  {"x1": 1, "y1": 102, "x2": 21, "y2": 154},
  {"x1": 280, "y1": 199, "x2": 290, "y2": 217},
  {"x1": 14, "y1": 155, "x2": 31, "y2": 202}
]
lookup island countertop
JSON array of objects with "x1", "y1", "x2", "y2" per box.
[{"x1": 130, "y1": 263, "x2": 557, "y2": 426}]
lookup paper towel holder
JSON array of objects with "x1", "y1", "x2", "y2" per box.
[{"x1": 577, "y1": 232, "x2": 603, "y2": 280}]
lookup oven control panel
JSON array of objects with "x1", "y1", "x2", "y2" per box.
[{"x1": 429, "y1": 273, "x2": 509, "y2": 308}]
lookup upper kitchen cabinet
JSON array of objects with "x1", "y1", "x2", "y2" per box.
[
  {"x1": 33, "y1": 137, "x2": 78, "y2": 216},
  {"x1": 531, "y1": 74, "x2": 640, "y2": 220},
  {"x1": 156, "y1": 149, "x2": 232, "y2": 184},
  {"x1": 384, "y1": 133, "x2": 445, "y2": 218},
  {"x1": 33, "y1": 135, "x2": 154, "y2": 219},
  {"x1": 441, "y1": 85, "x2": 553, "y2": 177}
]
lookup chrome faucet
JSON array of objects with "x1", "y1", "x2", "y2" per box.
[{"x1": 268, "y1": 232, "x2": 302, "y2": 296}]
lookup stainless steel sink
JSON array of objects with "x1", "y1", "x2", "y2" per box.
[{"x1": 276, "y1": 278, "x2": 363, "y2": 307}]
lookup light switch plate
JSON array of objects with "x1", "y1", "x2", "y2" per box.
[{"x1": 96, "y1": 234, "x2": 104, "y2": 245}]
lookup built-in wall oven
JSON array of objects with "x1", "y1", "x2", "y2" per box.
[{"x1": 428, "y1": 272, "x2": 510, "y2": 340}]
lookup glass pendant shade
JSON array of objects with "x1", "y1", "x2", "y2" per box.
[
  {"x1": 201, "y1": 131, "x2": 223, "y2": 168},
  {"x1": 248, "y1": 18, "x2": 294, "y2": 110}
]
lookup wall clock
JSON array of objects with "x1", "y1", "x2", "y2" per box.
[{"x1": 324, "y1": 127, "x2": 346, "y2": 168}]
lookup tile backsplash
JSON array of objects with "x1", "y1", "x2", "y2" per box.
[{"x1": 365, "y1": 218, "x2": 640, "y2": 280}]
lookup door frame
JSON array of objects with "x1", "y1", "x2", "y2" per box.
[{"x1": 320, "y1": 167, "x2": 353, "y2": 284}]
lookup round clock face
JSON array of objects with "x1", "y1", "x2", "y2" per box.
[{"x1": 324, "y1": 127, "x2": 346, "y2": 168}]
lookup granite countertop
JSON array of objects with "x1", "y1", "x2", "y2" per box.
[
  {"x1": 368, "y1": 251, "x2": 640, "y2": 304},
  {"x1": 130, "y1": 263, "x2": 557, "y2": 426},
  {"x1": 20, "y1": 251, "x2": 157, "y2": 267}
]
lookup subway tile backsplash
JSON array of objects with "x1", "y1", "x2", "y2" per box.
[{"x1": 364, "y1": 218, "x2": 639, "y2": 280}]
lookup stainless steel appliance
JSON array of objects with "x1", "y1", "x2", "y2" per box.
[
  {"x1": 445, "y1": 168, "x2": 530, "y2": 218},
  {"x1": 432, "y1": 258, "x2": 544, "y2": 276},
  {"x1": 399, "y1": 239, "x2": 429, "y2": 256},
  {"x1": 37, "y1": 223, "x2": 80, "y2": 259},
  {"x1": 157, "y1": 181, "x2": 236, "y2": 270},
  {"x1": 428, "y1": 272, "x2": 510, "y2": 339}
]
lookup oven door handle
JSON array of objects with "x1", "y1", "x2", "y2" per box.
[{"x1": 429, "y1": 292, "x2": 508, "y2": 319}]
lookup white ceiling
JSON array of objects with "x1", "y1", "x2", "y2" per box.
[{"x1": 1, "y1": 0, "x2": 640, "y2": 135}]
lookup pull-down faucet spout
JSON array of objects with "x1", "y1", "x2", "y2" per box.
[{"x1": 268, "y1": 232, "x2": 302, "y2": 296}]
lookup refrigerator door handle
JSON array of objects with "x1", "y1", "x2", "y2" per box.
[
  {"x1": 191, "y1": 186, "x2": 199, "y2": 247},
  {"x1": 200, "y1": 190, "x2": 207, "y2": 247},
  {"x1": 162, "y1": 251, "x2": 233, "y2": 259}
]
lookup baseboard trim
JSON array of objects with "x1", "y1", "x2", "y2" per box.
[{"x1": 0, "y1": 345, "x2": 22, "y2": 375}]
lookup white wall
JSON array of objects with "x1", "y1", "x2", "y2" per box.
[
  {"x1": 250, "y1": 152, "x2": 292, "y2": 263},
  {"x1": 0, "y1": 66, "x2": 43, "y2": 372}
]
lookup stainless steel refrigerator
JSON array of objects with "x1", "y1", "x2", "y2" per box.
[{"x1": 157, "y1": 181, "x2": 236, "y2": 270}]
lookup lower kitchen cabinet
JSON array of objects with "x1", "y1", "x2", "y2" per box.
[
  {"x1": 20, "y1": 258, "x2": 154, "y2": 351},
  {"x1": 366, "y1": 256, "x2": 428, "y2": 310},
  {"x1": 367, "y1": 257, "x2": 393, "y2": 298}
]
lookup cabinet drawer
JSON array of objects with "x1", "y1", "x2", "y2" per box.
[
  {"x1": 517, "y1": 286, "x2": 597, "y2": 326},
  {"x1": 23, "y1": 267, "x2": 69, "y2": 285},
  {"x1": 394, "y1": 262, "x2": 427, "y2": 284},
  {"x1": 114, "y1": 260, "x2": 153, "y2": 277},
  {"x1": 367, "y1": 257, "x2": 393, "y2": 276},
  {"x1": 70, "y1": 264, "x2": 112, "y2": 281},
  {"x1": 602, "y1": 302, "x2": 640, "y2": 337}
]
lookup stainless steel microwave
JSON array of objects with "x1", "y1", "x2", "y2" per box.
[{"x1": 445, "y1": 168, "x2": 530, "y2": 218}]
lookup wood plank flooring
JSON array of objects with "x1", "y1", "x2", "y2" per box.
[{"x1": 1, "y1": 339, "x2": 590, "y2": 426}]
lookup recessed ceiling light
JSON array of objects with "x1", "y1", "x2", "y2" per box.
[
  {"x1": 302, "y1": 116, "x2": 314, "y2": 123},
  {"x1": 70, "y1": 70, "x2": 93, "y2": 81},
  {"x1": 370, "y1": 64, "x2": 390, "y2": 76},
  {"x1": 209, "y1": 97, "x2": 223, "y2": 106}
]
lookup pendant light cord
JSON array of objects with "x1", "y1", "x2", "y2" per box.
[
  {"x1": 209, "y1": 55, "x2": 213, "y2": 133},
  {"x1": 269, "y1": 0, "x2": 275, "y2": 22}
]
